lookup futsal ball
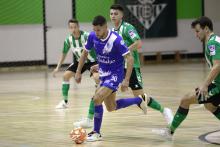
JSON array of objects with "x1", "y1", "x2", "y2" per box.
[{"x1": 69, "y1": 127, "x2": 87, "y2": 144}]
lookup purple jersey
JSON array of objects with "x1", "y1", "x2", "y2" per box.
[{"x1": 85, "y1": 30, "x2": 130, "y2": 91}]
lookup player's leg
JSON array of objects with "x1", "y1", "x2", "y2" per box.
[
  {"x1": 56, "y1": 63, "x2": 76, "y2": 109},
  {"x1": 152, "y1": 92, "x2": 198, "y2": 140},
  {"x1": 204, "y1": 103, "x2": 220, "y2": 120},
  {"x1": 169, "y1": 93, "x2": 198, "y2": 134},
  {"x1": 87, "y1": 86, "x2": 113, "y2": 142},
  {"x1": 103, "y1": 91, "x2": 147, "y2": 113},
  {"x1": 87, "y1": 72, "x2": 99, "y2": 118},
  {"x1": 92, "y1": 72, "x2": 100, "y2": 85},
  {"x1": 169, "y1": 84, "x2": 220, "y2": 134},
  {"x1": 132, "y1": 89, "x2": 164, "y2": 112},
  {"x1": 202, "y1": 84, "x2": 220, "y2": 120},
  {"x1": 83, "y1": 63, "x2": 99, "y2": 119},
  {"x1": 74, "y1": 63, "x2": 99, "y2": 128},
  {"x1": 129, "y1": 68, "x2": 173, "y2": 124}
]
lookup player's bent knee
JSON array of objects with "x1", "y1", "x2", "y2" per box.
[
  {"x1": 93, "y1": 93, "x2": 104, "y2": 105},
  {"x1": 180, "y1": 94, "x2": 193, "y2": 106},
  {"x1": 63, "y1": 72, "x2": 73, "y2": 81}
]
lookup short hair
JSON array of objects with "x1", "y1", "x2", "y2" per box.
[
  {"x1": 191, "y1": 16, "x2": 213, "y2": 31},
  {"x1": 92, "y1": 15, "x2": 107, "y2": 26},
  {"x1": 110, "y1": 4, "x2": 124, "y2": 12},
  {"x1": 68, "y1": 18, "x2": 79, "y2": 25}
]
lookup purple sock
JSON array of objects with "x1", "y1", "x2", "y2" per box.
[
  {"x1": 116, "y1": 97, "x2": 142, "y2": 110},
  {"x1": 94, "y1": 105, "x2": 103, "y2": 133}
]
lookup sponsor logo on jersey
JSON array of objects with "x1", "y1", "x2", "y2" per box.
[
  {"x1": 209, "y1": 45, "x2": 216, "y2": 55},
  {"x1": 99, "y1": 68, "x2": 112, "y2": 77},
  {"x1": 97, "y1": 56, "x2": 115, "y2": 65},
  {"x1": 128, "y1": 30, "x2": 136, "y2": 39}
]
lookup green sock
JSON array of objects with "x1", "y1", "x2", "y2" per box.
[
  {"x1": 213, "y1": 107, "x2": 220, "y2": 120},
  {"x1": 62, "y1": 82, "x2": 70, "y2": 103},
  {"x1": 147, "y1": 97, "x2": 164, "y2": 113},
  {"x1": 170, "y1": 106, "x2": 189, "y2": 133},
  {"x1": 87, "y1": 98, "x2": 94, "y2": 120}
]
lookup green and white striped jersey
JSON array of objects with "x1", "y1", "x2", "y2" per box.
[
  {"x1": 205, "y1": 34, "x2": 220, "y2": 86},
  {"x1": 62, "y1": 31, "x2": 96, "y2": 63},
  {"x1": 113, "y1": 21, "x2": 141, "y2": 68}
]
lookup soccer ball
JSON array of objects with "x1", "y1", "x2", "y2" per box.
[{"x1": 69, "y1": 127, "x2": 87, "y2": 144}]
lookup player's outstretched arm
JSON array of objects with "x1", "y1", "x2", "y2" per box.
[
  {"x1": 75, "y1": 50, "x2": 88, "y2": 83},
  {"x1": 52, "y1": 53, "x2": 67, "y2": 77}
]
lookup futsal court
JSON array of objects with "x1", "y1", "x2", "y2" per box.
[{"x1": 0, "y1": 62, "x2": 219, "y2": 147}]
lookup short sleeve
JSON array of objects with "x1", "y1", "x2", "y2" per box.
[{"x1": 62, "y1": 38, "x2": 70, "y2": 54}]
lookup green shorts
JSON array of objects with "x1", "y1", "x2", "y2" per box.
[
  {"x1": 124, "y1": 68, "x2": 143, "y2": 90},
  {"x1": 197, "y1": 83, "x2": 220, "y2": 106}
]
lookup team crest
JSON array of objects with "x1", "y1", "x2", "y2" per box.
[{"x1": 126, "y1": 0, "x2": 167, "y2": 30}]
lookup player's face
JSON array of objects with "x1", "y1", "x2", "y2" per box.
[
  {"x1": 110, "y1": 9, "x2": 123, "y2": 24},
  {"x1": 93, "y1": 24, "x2": 107, "y2": 39},
  {"x1": 69, "y1": 22, "x2": 79, "y2": 34},
  {"x1": 193, "y1": 24, "x2": 206, "y2": 42}
]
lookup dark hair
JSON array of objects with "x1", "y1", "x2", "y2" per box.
[
  {"x1": 110, "y1": 4, "x2": 124, "y2": 12},
  {"x1": 191, "y1": 16, "x2": 213, "y2": 31},
  {"x1": 92, "y1": 15, "x2": 107, "y2": 26},
  {"x1": 68, "y1": 18, "x2": 79, "y2": 25}
]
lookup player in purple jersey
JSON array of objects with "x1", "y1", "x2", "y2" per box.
[{"x1": 75, "y1": 15, "x2": 148, "y2": 142}]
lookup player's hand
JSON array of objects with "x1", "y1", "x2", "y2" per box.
[
  {"x1": 195, "y1": 87, "x2": 200, "y2": 96},
  {"x1": 121, "y1": 79, "x2": 129, "y2": 92},
  {"x1": 90, "y1": 64, "x2": 99, "y2": 73},
  {"x1": 52, "y1": 68, "x2": 59, "y2": 77},
  {"x1": 197, "y1": 85, "x2": 208, "y2": 102},
  {"x1": 75, "y1": 72, "x2": 82, "y2": 83}
]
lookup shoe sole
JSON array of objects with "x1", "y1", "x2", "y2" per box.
[{"x1": 86, "y1": 138, "x2": 103, "y2": 142}]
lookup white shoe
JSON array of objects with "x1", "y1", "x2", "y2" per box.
[
  {"x1": 55, "y1": 100, "x2": 68, "y2": 109},
  {"x1": 163, "y1": 108, "x2": 174, "y2": 126},
  {"x1": 152, "y1": 128, "x2": 173, "y2": 140},
  {"x1": 73, "y1": 118, "x2": 93, "y2": 128},
  {"x1": 138, "y1": 94, "x2": 148, "y2": 114},
  {"x1": 87, "y1": 131, "x2": 102, "y2": 142}
]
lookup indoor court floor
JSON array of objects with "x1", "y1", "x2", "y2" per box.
[{"x1": 0, "y1": 62, "x2": 219, "y2": 147}]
